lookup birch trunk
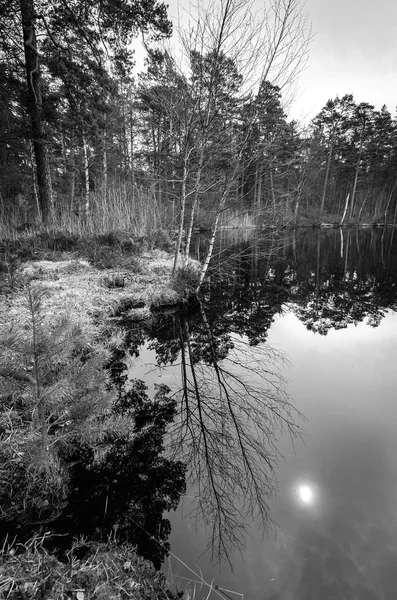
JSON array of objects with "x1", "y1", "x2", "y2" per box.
[
  {"x1": 197, "y1": 189, "x2": 229, "y2": 289},
  {"x1": 384, "y1": 182, "x2": 396, "y2": 225},
  {"x1": 172, "y1": 152, "x2": 189, "y2": 276},
  {"x1": 184, "y1": 150, "x2": 204, "y2": 264},
  {"x1": 83, "y1": 136, "x2": 90, "y2": 217},
  {"x1": 340, "y1": 193, "x2": 350, "y2": 225}
]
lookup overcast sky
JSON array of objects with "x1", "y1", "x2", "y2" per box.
[
  {"x1": 136, "y1": 0, "x2": 397, "y2": 125},
  {"x1": 292, "y1": 0, "x2": 397, "y2": 123}
]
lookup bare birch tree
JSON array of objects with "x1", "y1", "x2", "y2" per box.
[{"x1": 158, "y1": 0, "x2": 311, "y2": 276}]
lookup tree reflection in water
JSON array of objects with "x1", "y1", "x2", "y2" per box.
[
  {"x1": 118, "y1": 227, "x2": 397, "y2": 566},
  {"x1": 138, "y1": 301, "x2": 304, "y2": 565},
  {"x1": 196, "y1": 227, "x2": 397, "y2": 341}
]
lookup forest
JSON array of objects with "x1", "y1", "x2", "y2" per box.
[{"x1": 2, "y1": 0, "x2": 396, "y2": 254}]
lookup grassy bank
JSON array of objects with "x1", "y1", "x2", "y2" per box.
[
  {"x1": 0, "y1": 229, "x2": 196, "y2": 322},
  {"x1": 0, "y1": 231, "x2": 203, "y2": 597},
  {"x1": 0, "y1": 537, "x2": 180, "y2": 600}
]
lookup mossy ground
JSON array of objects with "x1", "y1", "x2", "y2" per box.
[{"x1": 0, "y1": 230, "x2": 192, "y2": 336}]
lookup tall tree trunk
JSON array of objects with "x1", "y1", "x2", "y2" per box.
[
  {"x1": 69, "y1": 135, "x2": 75, "y2": 212},
  {"x1": 320, "y1": 138, "x2": 333, "y2": 217},
  {"x1": 157, "y1": 123, "x2": 162, "y2": 205},
  {"x1": 388, "y1": 226, "x2": 395, "y2": 263},
  {"x1": 350, "y1": 161, "x2": 360, "y2": 220},
  {"x1": 103, "y1": 128, "x2": 108, "y2": 200},
  {"x1": 240, "y1": 160, "x2": 245, "y2": 205},
  {"x1": 392, "y1": 188, "x2": 397, "y2": 226},
  {"x1": 340, "y1": 227, "x2": 344, "y2": 259},
  {"x1": 253, "y1": 160, "x2": 259, "y2": 209},
  {"x1": 129, "y1": 108, "x2": 135, "y2": 178},
  {"x1": 254, "y1": 160, "x2": 263, "y2": 214},
  {"x1": 197, "y1": 186, "x2": 229, "y2": 289},
  {"x1": 315, "y1": 229, "x2": 320, "y2": 296},
  {"x1": 121, "y1": 98, "x2": 128, "y2": 170},
  {"x1": 340, "y1": 193, "x2": 350, "y2": 225},
  {"x1": 83, "y1": 136, "x2": 90, "y2": 217},
  {"x1": 269, "y1": 165, "x2": 276, "y2": 217},
  {"x1": 294, "y1": 188, "x2": 301, "y2": 226},
  {"x1": 350, "y1": 130, "x2": 364, "y2": 220},
  {"x1": 344, "y1": 230, "x2": 350, "y2": 281},
  {"x1": 61, "y1": 132, "x2": 67, "y2": 172},
  {"x1": 29, "y1": 139, "x2": 39, "y2": 218},
  {"x1": 172, "y1": 151, "x2": 189, "y2": 276},
  {"x1": 384, "y1": 182, "x2": 396, "y2": 225},
  {"x1": 184, "y1": 146, "x2": 204, "y2": 262},
  {"x1": 357, "y1": 193, "x2": 368, "y2": 222},
  {"x1": 20, "y1": 0, "x2": 53, "y2": 224},
  {"x1": 294, "y1": 161, "x2": 306, "y2": 226},
  {"x1": 197, "y1": 202, "x2": 223, "y2": 289}
]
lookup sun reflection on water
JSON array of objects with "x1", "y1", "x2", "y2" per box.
[
  {"x1": 293, "y1": 481, "x2": 318, "y2": 507},
  {"x1": 299, "y1": 485, "x2": 314, "y2": 504}
]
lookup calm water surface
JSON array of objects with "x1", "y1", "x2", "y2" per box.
[{"x1": 134, "y1": 228, "x2": 397, "y2": 599}]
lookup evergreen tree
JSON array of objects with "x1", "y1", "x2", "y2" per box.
[
  {"x1": 0, "y1": 283, "x2": 110, "y2": 527},
  {"x1": 0, "y1": 0, "x2": 172, "y2": 223}
]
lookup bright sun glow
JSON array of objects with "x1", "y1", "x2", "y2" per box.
[{"x1": 298, "y1": 485, "x2": 314, "y2": 504}]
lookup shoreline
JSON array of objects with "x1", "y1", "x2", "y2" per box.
[{"x1": 0, "y1": 249, "x2": 189, "y2": 597}]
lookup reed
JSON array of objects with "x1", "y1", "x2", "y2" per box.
[{"x1": 0, "y1": 182, "x2": 171, "y2": 239}]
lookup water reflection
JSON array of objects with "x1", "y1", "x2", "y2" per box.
[
  {"x1": 196, "y1": 227, "x2": 397, "y2": 339},
  {"x1": 193, "y1": 307, "x2": 397, "y2": 600},
  {"x1": 74, "y1": 226, "x2": 397, "y2": 594},
  {"x1": 295, "y1": 483, "x2": 317, "y2": 506},
  {"x1": 126, "y1": 300, "x2": 303, "y2": 564},
  {"x1": 159, "y1": 228, "x2": 397, "y2": 598}
]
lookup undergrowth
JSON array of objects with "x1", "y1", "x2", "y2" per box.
[
  {"x1": 0, "y1": 228, "x2": 173, "y2": 274},
  {"x1": 171, "y1": 263, "x2": 201, "y2": 296},
  {"x1": 0, "y1": 536, "x2": 179, "y2": 600}
]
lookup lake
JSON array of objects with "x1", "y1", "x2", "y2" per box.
[{"x1": 130, "y1": 227, "x2": 397, "y2": 600}]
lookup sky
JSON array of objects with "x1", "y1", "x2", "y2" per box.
[
  {"x1": 292, "y1": 0, "x2": 397, "y2": 123},
  {"x1": 134, "y1": 0, "x2": 397, "y2": 125}
]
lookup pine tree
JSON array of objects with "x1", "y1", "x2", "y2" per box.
[{"x1": 0, "y1": 283, "x2": 110, "y2": 526}]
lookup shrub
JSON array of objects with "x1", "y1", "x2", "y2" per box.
[
  {"x1": 42, "y1": 232, "x2": 80, "y2": 252},
  {"x1": 150, "y1": 227, "x2": 173, "y2": 251},
  {"x1": 101, "y1": 274, "x2": 126, "y2": 289},
  {"x1": 171, "y1": 263, "x2": 201, "y2": 295}
]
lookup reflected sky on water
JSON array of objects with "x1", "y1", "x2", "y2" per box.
[
  {"x1": 159, "y1": 227, "x2": 397, "y2": 600},
  {"x1": 130, "y1": 229, "x2": 397, "y2": 599},
  {"x1": 165, "y1": 309, "x2": 397, "y2": 600}
]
